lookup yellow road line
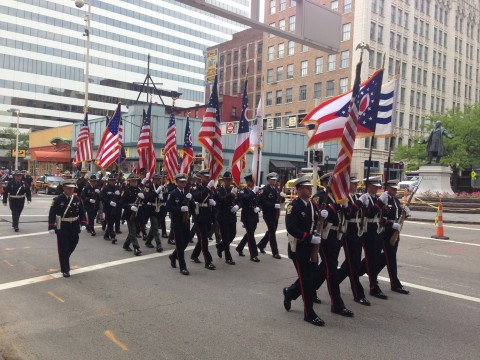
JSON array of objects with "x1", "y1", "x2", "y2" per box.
[
  {"x1": 3, "y1": 260, "x2": 13, "y2": 267},
  {"x1": 47, "y1": 291, "x2": 65, "y2": 303},
  {"x1": 104, "y1": 330, "x2": 128, "y2": 351}
]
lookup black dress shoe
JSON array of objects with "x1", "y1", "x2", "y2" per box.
[
  {"x1": 205, "y1": 263, "x2": 216, "y2": 270},
  {"x1": 313, "y1": 296, "x2": 322, "y2": 304},
  {"x1": 169, "y1": 254, "x2": 176, "y2": 268},
  {"x1": 162, "y1": 233, "x2": 168, "y2": 238},
  {"x1": 167, "y1": 239, "x2": 175, "y2": 245},
  {"x1": 91, "y1": 231, "x2": 96, "y2": 236},
  {"x1": 370, "y1": 289, "x2": 388, "y2": 299},
  {"x1": 272, "y1": 254, "x2": 282, "y2": 259},
  {"x1": 180, "y1": 269, "x2": 189, "y2": 275},
  {"x1": 216, "y1": 244, "x2": 223, "y2": 258},
  {"x1": 305, "y1": 316, "x2": 325, "y2": 327},
  {"x1": 136, "y1": 234, "x2": 141, "y2": 238},
  {"x1": 62, "y1": 272, "x2": 70, "y2": 278},
  {"x1": 133, "y1": 248, "x2": 142, "y2": 256},
  {"x1": 145, "y1": 243, "x2": 154, "y2": 248},
  {"x1": 257, "y1": 245, "x2": 266, "y2": 254},
  {"x1": 111, "y1": 239, "x2": 117, "y2": 244},
  {"x1": 142, "y1": 235, "x2": 147, "y2": 241},
  {"x1": 392, "y1": 286, "x2": 410, "y2": 294},
  {"x1": 283, "y1": 288, "x2": 291, "y2": 311},
  {"x1": 250, "y1": 257, "x2": 260, "y2": 263},
  {"x1": 14, "y1": 228, "x2": 19, "y2": 232},
  {"x1": 104, "y1": 237, "x2": 110, "y2": 241},
  {"x1": 123, "y1": 246, "x2": 132, "y2": 252},
  {"x1": 236, "y1": 248, "x2": 245, "y2": 257},
  {"x1": 332, "y1": 307, "x2": 354, "y2": 317},
  {"x1": 156, "y1": 247, "x2": 163, "y2": 253},
  {"x1": 191, "y1": 257, "x2": 201, "y2": 264},
  {"x1": 225, "y1": 259, "x2": 235, "y2": 265},
  {"x1": 356, "y1": 298, "x2": 371, "y2": 306}
]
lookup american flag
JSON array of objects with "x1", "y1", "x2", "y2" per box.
[
  {"x1": 164, "y1": 111, "x2": 179, "y2": 182},
  {"x1": 116, "y1": 119, "x2": 126, "y2": 165},
  {"x1": 198, "y1": 75, "x2": 223, "y2": 180},
  {"x1": 180, "y1": 115, "x2": 193, "y2": 174},
  {"x1": 302, "y1": 68, "x2": 387, "y2": 146},
  {"x1": 73, "y1": 111, "x2": 93, "y2": 165},
  {"x1": 137, "y1": 103, "x2": 157, "y2": 180},
  {"x1": 231, "y1": 80, "x2": 250, "y2": 186},
  {"x1": 96, "y1": 103, "x2": 121, "y2": 169}
]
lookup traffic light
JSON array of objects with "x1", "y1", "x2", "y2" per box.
[{"x1": 314, "y1": 149, "x2": 323, "y2": 163}]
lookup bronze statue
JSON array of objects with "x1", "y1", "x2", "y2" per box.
[{"x1": 418, "y1": 121, "x2": 453, "y2": 164}]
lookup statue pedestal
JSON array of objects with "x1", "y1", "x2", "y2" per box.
[{"x1": 417, "y1": 165, "x2": 454, "y2": 195}]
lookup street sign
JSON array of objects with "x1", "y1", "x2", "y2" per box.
[{"x1": 226, "y1": 122, "x2": 234, "y2": 134}]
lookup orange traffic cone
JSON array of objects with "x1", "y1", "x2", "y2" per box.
[{"x1": 431, "y1": 199, "x2": 449, "y2": 240}]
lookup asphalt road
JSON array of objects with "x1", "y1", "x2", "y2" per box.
[{"x1": 0, "y1": 194, "x2": 479, "y2": 360}]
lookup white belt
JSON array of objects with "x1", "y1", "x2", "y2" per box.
[
  {"x1": 329, "y1": 226, "x2": 339, "y2": 231},
  {"x1": 62, "y1": 216, "x2": 79, "y2": 223},
  {"x1": 347, "y1": 219, "x2": 362, "y2": 223},
  {"x1": 9, "y1": 195, "x2": 25, "y2": 199},
  {"x1": 367, "y1": 218, "x2": 380, "y2": 223},
  {"x1": 198, "y1": 204, "x2": 209, "y2": 208}
]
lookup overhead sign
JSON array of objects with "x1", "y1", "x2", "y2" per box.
[
  {"x1": 12, "y1": 150, "x2": 26, "y2": 157},
  {"x1": 205, "y1": 49, "x2": 218, "y2": 84},
  {"x1": 159, "y1": 148, "x2": 183, "y2": 159}
]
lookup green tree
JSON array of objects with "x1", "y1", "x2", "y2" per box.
[{"x1": 0, "y1": 128, "x2": 29, "y2": 157}]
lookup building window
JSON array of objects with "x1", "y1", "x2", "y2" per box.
[
  {"x1": 232, "y1": 82, "x2": 238, "y2": 94},
  {"x1": 288, "y1": 41, "x2": 295, "y2": 56},
  {"x1": 340, "y1": 51, "x2": 349, "y2": 68},
  {"x1": 220, "y1": 55, "x2": 224, "y2": 65},
  {"x1": 279, "y1": 19, "x2": 286, "y2": 31},
  {"x1": 339, "y1": 77, "x2": 348, "y2": 93},
  {"x1": 328, "y1": 54, "x2": 336, "y2": 71},
  {"x1": 219, "y1": 69, "x2": 224, "y2": 81},
  {"x1": 256, "y1": 76, "x2": 261, "y2": 88},
  {"x1": 227, "y1": 53, "x2": 231, "y2": 64},
  {"x1": 233, "y1": 66, "x2": 238, "y2": 77},
  {"x1": 370, "y1": 22, "x2": 376, "y2": 41},
  {"x1": 344, "y1": 0, "x2": 352, "y2": 13},
  {"x1": 314, "y1": 82, "x2": 322, "y2": 99},
  {"x1": 289, "y1": 15, "x2": 296, "y2": 32},
  {"x1": 241, "y1": 47, "x2": 246, "y2": 59},
  {"x1": 301, "y1": 44, "x2": 309, "y2": 52},
  {"x1": 315, "y1": 57, "x2": 323, "y2": 74},
  {"x1": 241, "y1": 64, "x2": 246, "y2": 75},
  {"x1": 280, "y1": 0, "x2": 286, "y2": 11},
  {"x1": 219, "y1": 84, "x2": 223, "y2": 95},
  {"x1": 331, "y1": 0, "x2": 338, "y2": 11},
  {"x1": 277, "y1": 66, "x2": 284, "y2": 81},
  {"x1": 276, "y1": 90, "x2": 282, "y2": 105},
  {"x1": 378, "y1": 25, "x2": 383, "y2": 43},
  {"x1": 287, "y1": 64, "x2": 294, "y2": 79},
  {"x1": 266, "y1": 69, "x2": 273, "y2": 83},
  {"x1": 286, "y1": 88, "x2": 293, "y2": 103},
  {"x1": 376, "y1": 52, "x2": 382, "y2": 69},
  {"x1": 257, "y1": 60, "x2": 262, "y2": 71},
  {"x1": 267, "y1": 46, "x2": 274, "y2": 61},
  {"x1": 300, "y1": 60, "x2": 308, "y2": 76},
  {"x1": 231, "y1": 107, "x2": 237, "y2": 118},
  {"x1": 269, "y1": 0, "x2": 276, "y2": 14},
  {"x1": 278, "y1": 43, "x2": 285, "y2": 58},
  {"x1": 342, "y1": 23, "x2": 351, "y2": 41},
  {"x1": 233, "y1": 50, "x2": 238, "y2": 61},
  {"x1": 266, "y1": 91, "x2": 273, "y2": 106},
  {"x1": 326, "y1": 80, "x2": 334, "y2": 97},
  {"x1": 299, "y1": 85, "x2": 307, "y2": 101}
]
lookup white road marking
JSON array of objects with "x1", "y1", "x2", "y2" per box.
[
  {"x1": 425, "y1": 251, "x2": 450, "y2": 258},
  {"x1": 406, "y1": 221, "x2": 480, "y2": 230},
  {"x1": 401, "y1": 233, "x2": 480, "y2": 247}
]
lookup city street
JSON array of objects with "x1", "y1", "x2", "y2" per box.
[{"x1": 0, "y1": 195, "x2": 479, "y2": 360}]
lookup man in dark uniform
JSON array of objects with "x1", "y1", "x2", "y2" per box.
[
  {"x1": 377, "y1": 180, "x2": 410, "y2": 294},
  {"x1": 137, "y1": 168, "x2": 149, "y2": 240},
  {"x1": 114, "y1": 173, "x2": 126, "y2": 234},
  {"x1": 257, "y1": 172, "x2": 285, "y2": 259},
  {"x1": 48, "y1": 179, "x2": 87, "y2": 277},
  {"x1": 144, "y1": 173, "x2": 164, "y2": 252},
  {"x1": 99, "y1": 174, "x2": 119, "y2": 244},
  {"x1": 358, "y1": 177, "x2": 388, "y2": 299},
  {"x1": 214, "y1": 171, "x2": 239, "y2": 265},
  {"x1": 235, "y1": 174, "x2": 260, "y2": 262},
  {"x1": 282, "y1": 176, "x2": 324, "y2": 326},
  {"x1": 120, "y1": 173, "x2": 142, "y2": 256},
  {"x1": 158, "y1": 172, "x2": 169, "y2": 238},
  {"x1": 167, "y1": 173, "x2": 194, "y2": 275},
  {"x1": 2, "y1": 170, "x2": 32, "y2": 232},
  {"x1": 76, "y1": 169, "x2": 89, "y2": 194},
  {"x1": 190, "y1": 169, "x2": 216, "y2": 270},
  {"x1": 80, "y1": 174, "x2": 100, "y2": 236}
]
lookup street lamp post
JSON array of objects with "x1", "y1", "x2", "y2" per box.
[{"x1": 7, "y1": 108, "x2": 20, "y2": 171}]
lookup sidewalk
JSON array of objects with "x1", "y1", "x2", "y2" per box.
[{"x1": 408, "y1": 210, "x2": 480, "y2": 225}]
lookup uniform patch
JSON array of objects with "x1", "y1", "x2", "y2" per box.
[{"x1": 286, "y1": 204, "x2": 293, "y2": 215}]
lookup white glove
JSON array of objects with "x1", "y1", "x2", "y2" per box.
[
  {"x1": 138, "y1": 193, "x2": 145, "y2": 199},
  {"x1": 89, "y1": 199, "x2": 96, "y2": 203},
  {"x1": 392, "y1": 223, "x2": 401, "y2": 231},
  {"x1": 254, "y1": 206, "x2": 261, "y2": 213},
  {"x1": 311, "y1": 235, "x2": 321, "y2": 244},
  {"x1": 110, "y1": 201, "x2": 116, "y2": 207},
  {"x1": 141, "y1": 178, "x2": 147, "y2": 185},
  {"x1": 157, "y1": 185, "x2": 164, "y2": 194},
  {"x1": 274, "y1": 203, "x2": 281, "y2": 209},
  {"x1": 80, "y1": 226, "x2": 86, "y2": 232},
  {"x1": 359, "y1": 193, "x2": 369, "y2": 206},
  {"x1": 252, "y1": 186, "x2": 259, "y2": 194},
  {"x1": 186, "y1": 193, "x2": 192, "y2": 200},
  {"x1": 404, "y1": 206, "x2": 411, "y2": 217},
  {"x1": 158, "y1": 193, "x2": 163, "y2": 200},
  {"x1": 94, "y1": 189, "x2": 100, "y2": 194},
  {"x1": 49, "y1": 229, "x2": 55, "y2": 234},
  {"x1": 208, "y1": 199, "x2": 216, "y2": 206},
  {"x1": 280, "y1": 192, "x2": 286, "y2": 197},
  {"x1": 231, "y1": 205, "x2": 239, "y2": 213},
  {"x1": 181, "y1": 206, "x2": 189, "y2": 212},
  {"x1": 146, "y1": 172, "x2": 150, "y2": 180},
  {"x1": 231, "y1": 187, "x2": 238, "y2": 194},
  {"x1": 378, "y1": 191, "x2": 389, "y2": 205},
  {"x1": 27, "y1": 201, "x2": 31, "y2": 205},
  {"x1": 131, "y1": 206, "x2": 138, "y2": 212},
  {"x1": 207, "y1": 180, "x2": 215, "y2": 188},
  {"x1": 342, "y1": 202, "x2": 348, "y2": 208},
  {"x1": 320, "y1": 209, "x2": 328, "y2": 218},
  {"x1": 114, "y1": 190, "x2": 120, "y2": 196},
  {"x1": 2, "y1": 203, "x2": 7, "y2": 206}
]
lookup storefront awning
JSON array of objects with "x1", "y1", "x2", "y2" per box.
[
  {"x1": 270, "y1": 160, "x2": 296, "y2": 169},
  {"x1": 30, "y1": 150, "x2": 70, "y2": 162}
]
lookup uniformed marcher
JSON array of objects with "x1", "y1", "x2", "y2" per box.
[
  {"x1": 2, "y1": 170, "x2": 32, "y2": 232},
  {"x1": 144, "y1": 173, "x2": 164, "y2": 252},
  {"x1": 76, "y1": 169, "x2": 89, "y2": 194},
  {"x1": 48, "y1": 179, "x2": 87, "y2": 277},
  {"x1": 282, "y1": 176, "x2": 324, "y2": 326},
  {"x1": 235, "y1": 174, "x2": 261, "y2": 262},
  {"x1": 257, "y1": 172, "x2": 285, "y2": 259},
  {"x1": 167, "y1": 173, "x2": 195, "y2": 275},
  {"x1": 99, "y1": 174, "x2": 119, "y2": 244},
  {"x1": 120, "y1": 173, "x2": 142, "y2": 256},
  {"x1": 377, "y1": 180, "x2": 410, "y2": 294},
  {"x1": 190, "y1": 169, "x2": 216, "y2": 270},
  {"x1": 80, "y1": 174, "x2": 100, "y2": 236},
  {"x1": 114, "y1": 172, "x2": 126, "y2": 234},
  {"x1": 158, "y1": 172, "x2": 169, "y2": 238},
  {"x1": 358, "y1": 177, "x2": 388, "y2": 299},
  {"x1": 214, "y1": 171, "x2": 239, "y2": 265}
]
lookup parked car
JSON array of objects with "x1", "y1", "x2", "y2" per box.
[
  {"x1": 35, "y1": 175, "x2": 65, "y2": 194},
  {"x1": 398, "y1": 171, "x2": 420, "y2": 191}
]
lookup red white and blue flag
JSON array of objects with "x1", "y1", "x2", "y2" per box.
[
  {"x1": 231, "y1": 80, "x2": 250, "y2": 186},
  {"x1": 137, "y1": 103, "x2": 156, "y2": 180},
  {"x1": 96, "y1": 103, "x2": 121, "y2": 169},
  {"x1": 116, "y1": 119, "x2": 126, "y2": 165},
  {"x1": 164, "y1": 111, "x2": 179, "y2": 182},
  {"x1": 73, "y1": 111, "x2": 93, "y2": 165},
  {"x1": 180, "y1": 115, "x2": 194, "y2": 174}
]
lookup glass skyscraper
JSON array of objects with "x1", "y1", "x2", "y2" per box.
[{"x1": 0, "y1": 0, "x2": 248, "y2": 129}]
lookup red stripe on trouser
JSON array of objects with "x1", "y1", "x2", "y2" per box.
[
  {"x1": 197, "y1": 227, "x2": 208, "y2": 263},
  {"x1": 345, "y1": 239, "x2": 359, "y2": 300},
  {"x1": 319, "y1": 246, "x2": 335, "y2": 308},
  {"x1": 382, "y1": 240, "x2": 394, "y2": 288},
  {"x1": 294, "y1": 258, "x2": 309, "y2": 320},
  {"x1": 362, "y1": 241, "x2": 374, "y2": 289}
]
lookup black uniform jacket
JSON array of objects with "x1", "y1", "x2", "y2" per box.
[
  {"x1": 166, "y1": 187, "x2": 194, "y2": 227},
  {"x1": 215, "y1": 185, "x2": 237, "y2": 223},
  {"x1": 3, "y1": 179, "x2": 32, "y2": 203},
  {"x1": 48, "y1": 194, "x2": 87, "y2": 233},
  {"x1": 239, "y1": 187, "x2": 259, "y2": 224}
]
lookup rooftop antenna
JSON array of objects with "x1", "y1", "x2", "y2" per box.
[{"x1": 134, "y1": 54, "x2": 164, "y2": 105}]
